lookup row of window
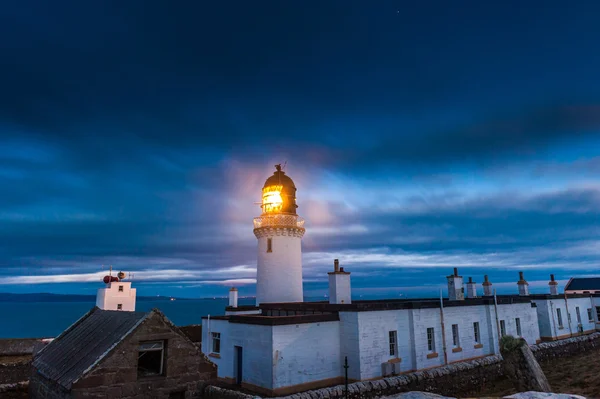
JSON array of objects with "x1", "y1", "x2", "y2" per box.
[
  {"x1": 555, "y1": 307, "x2": 597, "y2": 329},
  {"x1": 499, "y1": 318, "x2": 521, "y2": 337},
  {"x1": 212, "y1": 306, "x2": 600, "y2": 358},
  {"x1": 388, "y1": 317, "x2": 526, "y2": 356}
]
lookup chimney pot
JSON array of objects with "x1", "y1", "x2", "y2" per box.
[
  {"x1": 550, "y1": 274, "x2": 555, "y2": 282},
  {"x1": 334, "y1": 259, "x2": 339, "y2": 272},
  {"x1": 484, "y1": 275, "x2": 489, "y2": 282},
  {"x1": 453, "y1": 267, "x2": 458, "y2": 276},
  {"x1": 519, "y1": 271, "x2": 524, "y2": 280},
  {"x1": 340, "y1": 267, "x2": 344, "y2": 272},
  {"x1": 468, "y1": 277, "x2": 473, "y2": 283}
]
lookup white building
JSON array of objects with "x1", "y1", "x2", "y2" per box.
[
  {"x1": 96, "y1": 272, "x2": 136, "y2": 311},
  {"x1": 201, "y1": 166, "x2": 600, "y2": 396}
]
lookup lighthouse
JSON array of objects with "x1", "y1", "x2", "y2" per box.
[{"x1": 254, "y1": 165, "x2": 305, "y2": 304}]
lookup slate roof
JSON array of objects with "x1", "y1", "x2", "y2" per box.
[
  {"x1": 565, "y1": 277, "x2": 600, "y2": 292},
  {"x1": 32, "y1": 307, "x2": 149, "y2": 390}
]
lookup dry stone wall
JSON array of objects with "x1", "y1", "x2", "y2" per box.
[{"x1": 531, "y1": 332, "x2": 600, "y2": 363}]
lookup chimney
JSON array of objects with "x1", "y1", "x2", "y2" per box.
[
  {"x1": 517, "y1": 271, "x2": 529, "y2": 296},
  {"x1": 447, "y1": 268, "x2": 464, "y2": 301},
  {"x1": 482, "y1": 275, "x2": 493, "y2": 297},
  {"x1": 328, "y1": 259, "x2": 351, "y2": 304},
  {"x1": 229, "y1": 287, "x2": 239, "y2": 308},
  {"x1": 549, "y1": 274, "x2": 558, "y2": 295},
  {"x1": 465, "y1": 276, "x2": 478, "y2": 298}
]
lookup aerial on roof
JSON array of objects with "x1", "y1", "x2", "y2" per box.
[
  {"x1": 565, "y1": 277, "x2": 600, "y2": 291},
  {"x1": 32, "y1": 307, "x2": 148, "y2": 390}
]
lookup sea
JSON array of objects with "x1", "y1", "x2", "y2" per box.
[{"x1": 0, "y1": 297, "x2": 257, "y2": 339}]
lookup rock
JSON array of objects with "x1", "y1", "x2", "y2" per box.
[
  {"x1": 500, "y1": 335, "x2": 552, "y2": 393},
  {"x1": 503, "y1": 392, "x2": 587, "y2": 399},
  {"x1": 380, "y1": 392, "x2": 456, "y2": 399}
]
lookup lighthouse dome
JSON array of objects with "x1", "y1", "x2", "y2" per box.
[{"x1": 261, "y1": 164, "x2": 298, "y2": 215}]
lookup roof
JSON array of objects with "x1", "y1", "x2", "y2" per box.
[
  {"x1": 565, "y1": 277, "x2": 600, "y2": 291},
  {"x1": 32, "y1": 307, "x2": 149, "y2": 390}
]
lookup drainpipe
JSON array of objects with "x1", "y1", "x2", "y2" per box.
[
  {"x1": 590, "y1": 294, "x2": 597, "y2": 330},
  {"x1": 439, "y1": 289, "x2": 448, "y2": 365},
  {"x1": 564, "y1": 293, "x2": 573, "y2": 337},
  {"x1": 493, "y1": 289, "x2": 501, "y2": 354},
  {"x1": 550, "y1": 301, "x2": 557, "y2": 339},
  {"x1": 207, "y1": 314, "x2": 211, "y2": 351}
]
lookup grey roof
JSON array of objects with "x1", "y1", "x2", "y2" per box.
[
  {"x1": 565, "y1": 277, "x2": 600, "y2": 291},
  {"x1": 32, "y1": 307, "x2": 149, "y2": 390}
]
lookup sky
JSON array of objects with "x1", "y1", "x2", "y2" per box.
[{"x1": 1, "y1": 1, "x2": 600, "y2": 298}]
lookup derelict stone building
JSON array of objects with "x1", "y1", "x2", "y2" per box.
[{"x1": 29, "y1": 307, "x2": 216, "y2": 399}]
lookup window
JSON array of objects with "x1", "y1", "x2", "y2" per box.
[
  {"x1": 557, "y1": 308, "x2": 563, "y2": 328},
  {"x1": 267, "y1": 238, "x2": 272, "y2": 253},
  {"x1": 473, "y1": 322, "x2": 480, "y2": 344},
  {"x1": 587, "y1": 308, "x2": 593, "y2": 322},
  {"x1": 118, "y1": 285, "x2": 124, "y2": 292},
  {"x1": 515, "y1": 318, "x2": 522, "y2": 336},
  {"x1": 451, "y1": 324, "x2": 460, "y2": 347},
  {"x1": 211, "y1": 332, "x2": 221, "y2": 354},
  {"x1": 138, "y1": 341, "x2": 165, "y2": 377},
  {"x1": 596, "y1": 307, "x2": 600, "y2": 321},
  {"x1": 500, "y1": 320, "x2": 506, "y2": 337},
  {"x1": 427, "y1": 327, "x2": 435, "y2": 352},
  {"x1": 117, "y1": 304, "x2": 123, "y2": 310},
  {"x1": 576, "y1": 307, "x2": 581, "y2": 324},
  {"x1": 389, "y1": 330, "x2": 398, "y2": 356}
]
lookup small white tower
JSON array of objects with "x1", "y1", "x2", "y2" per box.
[
  {"x1": 465, "y1": 276, "x2": 478, "y2": 298},
  {"x1": 96, "y1": 271, "x2": 136, "y2": 311},
  {"x1": 517, "y1": 271, "x2": 529, "y2": 296},
  {"x1": 482, "y1": 275, "x2": 493, "y2": 297},
  {"x1": 254, "y1": 165, "x2": 305, "y2": 305},
  {"x1": 549, "y1": 274, "x2": 559, "y2": 295},
  {"x1": 229, "y1": 287, "x2": 239, "y2": 308},
  {"x1": 447, "y1": 268, "x2": 464, "y2": 301},
  {"x1": 328, "y1": 259, "x2": 351, "y2": 304}
]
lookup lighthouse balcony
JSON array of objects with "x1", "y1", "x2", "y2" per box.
[{"x1": 253, "y1": 214, "x2": 305, "y2": 229}]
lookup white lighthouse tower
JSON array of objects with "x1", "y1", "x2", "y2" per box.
[{"x1": 254, "y1": 165, "x2": 305, "y2": 304}]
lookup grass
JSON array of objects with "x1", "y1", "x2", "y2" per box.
[{"x1": 478, "y1": 344, "x2": 600, "y2": 398}]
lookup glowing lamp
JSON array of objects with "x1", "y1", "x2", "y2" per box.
[{"x1": 262, "y1": 185, "x2": 283, "y2": 213}]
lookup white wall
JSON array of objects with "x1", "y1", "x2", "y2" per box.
[
  {"x1": 329, "y1": 273, "x2": 351, "y2": 304},
  {"x1": 202, "y1": 319, "x2": 275, "y2": 389},
  {"x1": 593, "y1": 297, "x2": 600, "y2": 329},
  {"x1": 443, "y1": 305, "x2": 496, "y2": 363},
  {"x1": 95, "y1": 281, "x2": 136, "y2": 311},
  {"x1": 272, "y1": 321, "x2": 341, "y2": 389},
  {"x1": 533, "y1": 297, "x2": 597, "y2": 339},
  {"x1": 532, "y1": 300, "x2": 554, "y2": 338},
  {"x1": 495, "y1": 302, "x2": 540, "y2": 345},
  {"x1": 355, "y1": 309, "x2": 414, "y2": 380},
  {"x1": 405, "y1": 308, "x2": 445, "y2": 370},
  {"x1": 255, "y1": 229, "x2": 303, "y2": 304},
  {"x1": 338, "y1": 312, "x2": 361, "y2": 381}
]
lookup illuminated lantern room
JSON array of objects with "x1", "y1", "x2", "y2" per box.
[{"x1": 261, "y1": 164, "x2": 298, "y2": 215}]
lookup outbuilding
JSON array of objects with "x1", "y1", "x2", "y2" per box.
[{"x1": 29, "y1": 307, "x2": 216, "y2": 399}]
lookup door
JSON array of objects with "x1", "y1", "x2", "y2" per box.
[{"x1": 234, "y1": 346, "x2": 243, "y2": 385}]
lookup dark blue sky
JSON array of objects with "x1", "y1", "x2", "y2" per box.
[{"x1": 2, "y1": 1, "x2": 600, "y2": 298}]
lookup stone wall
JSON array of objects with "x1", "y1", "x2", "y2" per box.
[
  {"x1": 0, "y1": 360, "x2": 31, "y2": 384},
  {"x1": 203, "y1": 356, "x2": 504, "y2": 399},
  {"x1": 0, "y1": 338, "x2": 50, "y2": 356},
  {"x1": 0, "y1": 381, "x2": 29, "y2": 399},
  {"x1": 531, "y1": 331, "x2": 600, "y2": 363}
]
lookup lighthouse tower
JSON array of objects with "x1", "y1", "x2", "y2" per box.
[{"x1": 254, "y1": 165, "x2": 305, "y2": 304}]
